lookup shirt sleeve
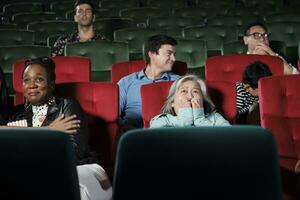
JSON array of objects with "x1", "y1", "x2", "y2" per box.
[
  {"x1": 118, "y1": 78, "x2": 127, "y2": 119},
  {"x1": 51, "y1": 35, "x2": 68, "y2": 56},
  {"x1": 292, "y1": 66, "x2": 299, "y2": 74},
  {"x1": 236, "y1": 83, "x2": 249, "y2": 115},
  {"x1": 61, "y1": 98, "x2": 91, "y2": 164},
  {"x1": 149, "y1": 114, "x2": 172, "y2": 128},
  {"x1": 193, "y1": 108, "x2": 231, "y2": 126},
  {"x1": 150, "y1": 108, "x2": 194, "y2": 128}
]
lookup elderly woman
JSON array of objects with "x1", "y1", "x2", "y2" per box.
[
  {"x1": 8, "y1": 57, "x2": 112, "y2": 200},
  {"x1": 150, "y1": 75, "x2": 230, "y2": 127}
]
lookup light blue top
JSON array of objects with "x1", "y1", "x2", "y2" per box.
[
  {"x1": 150, "y1": 107, "x2": 231, "y2": 128},
  {"x1": 118, "y1": 69, "x2": 180, "y2": 128}
]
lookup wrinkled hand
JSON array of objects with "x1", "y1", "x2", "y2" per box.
[
  {"x1": 191, "y1": 95, "x2": 203, "y2": 109},
  {"x1": 253, "y1": 42, "x2": 276, "y2": 56},
  {"x1": 48, "y1": 114, "x2": 80, "y2": 134}
]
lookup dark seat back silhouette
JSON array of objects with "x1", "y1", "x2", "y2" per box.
[
  {"x1": 0, "y1": 128, "x2": 80, "y2": 200},
  {"x1": 114, "y1": 126, "x2": 282, "y2": 200}
]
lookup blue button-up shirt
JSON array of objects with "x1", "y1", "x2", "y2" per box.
[{"x1": 118, "y1": 69, "x2": 180, "y2": 128}]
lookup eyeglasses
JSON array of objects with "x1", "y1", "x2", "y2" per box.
[{"x1": 246, "y1": 32, "x2": 269, "y2": 40}]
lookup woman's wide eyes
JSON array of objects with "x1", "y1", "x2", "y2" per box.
[
  {"x1": 179, "y1": 89, "x2": 200, "y2": 94},
  {"x1": 180, "y1": 89, "x2": 187, "y2": 94},
  {"x1": 23, "y1": 78, "x2": 30, "y2": 84},
  {"x1": 36, "y1": 77, "x2": 45, "y2": 82},
  {"x1": 23, "y1": 77, "x2": 45, "y2": 84}
]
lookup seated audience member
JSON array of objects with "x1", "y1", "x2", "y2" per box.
[
  {"x1": 8, "y1": 57, "x2": 91, "y2": 163},
  {"x1": 7, "y1": 57, "x2": 112, "y2": 200},
  {"x1": 51, "y1": 0, "x2": 106, "y2": 56},
  {"x1": 150, "y1": 75, "x2": 230, "y2": 127},
  {"x1": 0, "y1": 67, "x2": 9, "y2": 124},
  {"x1": 243, "y1": 22, "x2": 298, "y2": 75},
  {"x1": 236, "y1": 61, "x2": 272, "y2": 125},
  {"x1": 118, "y1": 34, "x2": 181, "y2": 129}
]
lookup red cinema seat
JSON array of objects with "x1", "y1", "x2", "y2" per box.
[
  {"x1": 259, "y1": 75, "x2": 300, "y2": 165},
  {"x1": 206, "y1": 80, "x2": 237, "y2": 124},
  {"x1": 111, "y1": 60, "x2": 145, "y2": 83},
  {"x1": 55, "y1": 82, "x2": 119, "y2": 179},
  {"x1": 141, "y1": 81, "x2": 173, "y2": 128},
  {"x1": 13, "y1": 56, "x2": 90, "y2": 105},
  {"x1": 259, "y1": 75, "x2": 300, "y2": 199},
  {"x1": 205, "y1": 54, "x2": 284, "y2": 82},
  {"x1": 141, "y1": 80, "x2": 236, "y2": 128},
  {"x1": 111, "y1": 60, "x2": 188, "y2": 83}
]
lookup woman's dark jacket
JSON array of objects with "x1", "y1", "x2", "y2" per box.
[{"x1": 9, "y1": 97, "x2": 92, "y2": 165}]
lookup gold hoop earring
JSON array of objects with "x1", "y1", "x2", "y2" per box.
[{"x1": 47, "y1": 96, "x2": 55, "y2": 106}]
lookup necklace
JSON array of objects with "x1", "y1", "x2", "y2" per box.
[{"x1": 32, "y1": 104, "x2": 48, "y2": 127}]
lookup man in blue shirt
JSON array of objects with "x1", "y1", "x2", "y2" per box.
[{"x1": 118, "y1": 35, "x2": 181, "y2": 129}]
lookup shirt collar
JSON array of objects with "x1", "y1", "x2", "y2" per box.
[
  {"x1": 137, "y1": 69, "x2": 170, "y2": 81},
  {"x1": 71, "y1": 30, "x2": 101, "y2": 42}
]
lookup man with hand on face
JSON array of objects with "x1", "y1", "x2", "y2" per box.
[
  {"x1": 243, "y1": 22, "x2": 298, "y2": 75},
  {"x1": 51, "y1": 0, "x2": 106, "y2": 56}
]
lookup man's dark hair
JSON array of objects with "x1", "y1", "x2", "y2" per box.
[
  {"x1": 74, "y1": 0, "x2": 95, "y2": 14},
  {"x1": 242, "y1": 61, "x2": 272, "y2": 89},
  {"x1": 143, "y1": 34, "x2": 177, "y2": 64},
  {"x1": 24, "y1": 57, "x2": 56, "y2": 84},
  {"x1": 244, "y1": 22, "x2": 268, "y2": 36}
]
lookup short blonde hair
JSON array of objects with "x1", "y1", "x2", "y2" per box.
[{"x1": 161, "y1": 75, "x2": 216, "y2": 116}]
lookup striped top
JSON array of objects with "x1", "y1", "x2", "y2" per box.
[{"x1": 236, "y1": 82, "x2": 259, "y2": 115}]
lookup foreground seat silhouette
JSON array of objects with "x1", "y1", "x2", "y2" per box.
[
  {"x1": 0, "y1": 128, "x2": 80, "y2": 200},
  {"x1": 113, "y1": 126, "x2": 282, "y2": 200}
]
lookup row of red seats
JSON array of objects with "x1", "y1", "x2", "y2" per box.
[{"x1": 12, "y1": 54, "x2": 287, "y2": 105}]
